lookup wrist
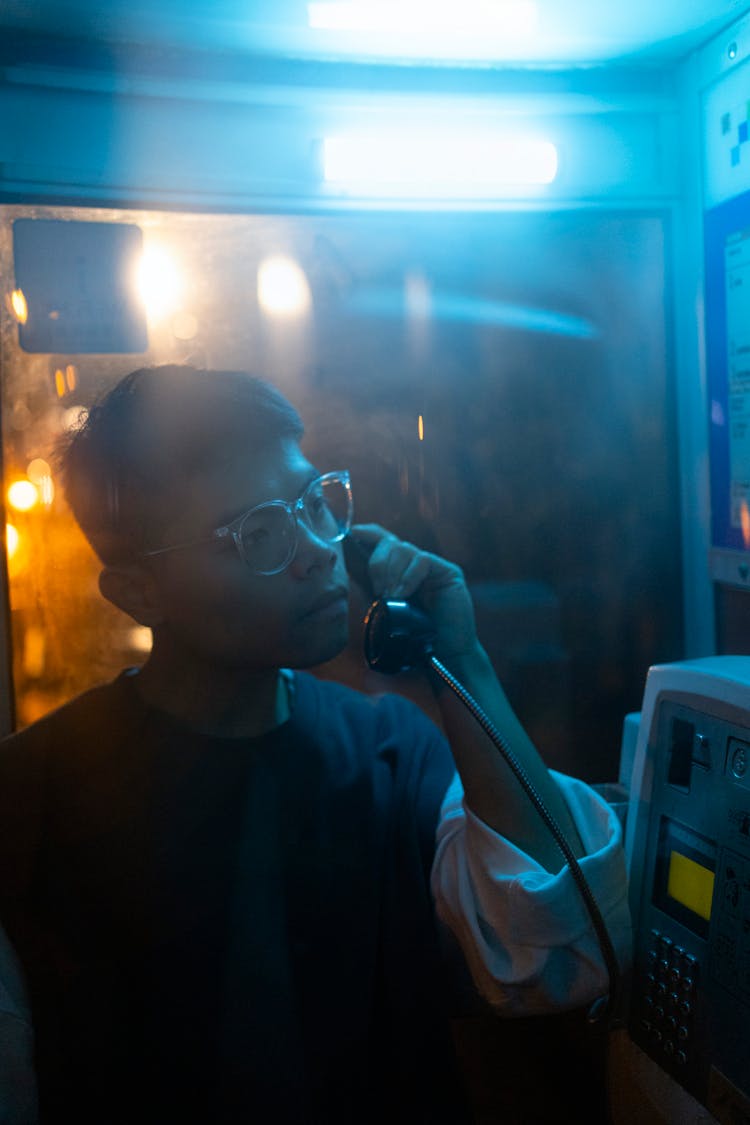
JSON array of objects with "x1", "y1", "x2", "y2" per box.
[{"x1": 428, "y1": 641, "x2": 494, "y2": 694}]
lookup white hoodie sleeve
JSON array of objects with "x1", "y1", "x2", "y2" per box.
[{"x1": 430, "y1": 769, "x2": 632, "y2": 1015}]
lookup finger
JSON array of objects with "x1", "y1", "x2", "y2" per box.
[
  {"x1": 390, "y1": 554, "x2": 432, "y2": 599},
  {"x1": 351, "y1": 525, "x2": 457, "y2": 598},
  {"x1": 349, "y1": 523, "x2": 391, "y2": 544},
  {"x1": 366, "y1": 535, "x2": 409, "y2": 597}
]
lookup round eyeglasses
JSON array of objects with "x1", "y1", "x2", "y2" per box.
[{"x1": 143, "y1": 470, "x2": 353, "y2": 576}]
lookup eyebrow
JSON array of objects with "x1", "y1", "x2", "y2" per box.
[{"x1": 213, "y1": 469, "x2": 320, "y2": 530}]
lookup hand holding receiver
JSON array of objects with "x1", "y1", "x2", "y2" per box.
[
  {"x1": 344, "y1": 523, "x2": 479, "y2": 672},
  {"x1": 343, "y1": 534, "x2": 435, "y2": 673}
]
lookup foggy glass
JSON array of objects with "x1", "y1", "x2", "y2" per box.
[{"x1": 0, "y1": 204, "x2": 682, "y2": 781}]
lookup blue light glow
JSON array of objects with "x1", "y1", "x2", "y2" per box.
[
  {"x1": 306, "y1": 0, "x2": 537, "y2": 62},
  {"x1": 323, "y1": 132, "x2": 558, "y2": 195},
  {"x1": 347, "y1": 288, "x2": 597, "y2": 340},
  {"x1": 308, "y1": 1, "x2": 537, "y2": 36}
]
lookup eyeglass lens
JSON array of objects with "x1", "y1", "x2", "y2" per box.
[{"x1": 239, "y1": 476, "x2": 351, "y2": 573}]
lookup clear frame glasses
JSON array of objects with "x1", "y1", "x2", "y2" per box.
[{"x1": 143, "y1": 470, "x2": 353, "y2": 576}]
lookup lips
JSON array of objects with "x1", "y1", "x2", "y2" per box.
[{"x1": 302, "y1": 586, "x2": 349, "y2": 618}]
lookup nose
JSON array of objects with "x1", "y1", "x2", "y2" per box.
[{"x1": 287, "y1": 518, "x2": 338, "y2": 578}]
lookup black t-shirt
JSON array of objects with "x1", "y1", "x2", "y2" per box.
[{"x1": 0, "y1": 671, "x2": 473, "y2": 1123}]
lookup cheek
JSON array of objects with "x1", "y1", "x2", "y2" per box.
[
  {"x1": 153, "y1": 559, "x2": 350, "y2": 668},
  {"x1": 159, "y1": 563, "x2": 282, "y2": 641}
]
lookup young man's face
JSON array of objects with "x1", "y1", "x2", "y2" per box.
[{"x1": 143, "y1": 435, "x2": 351, "y2": 671}]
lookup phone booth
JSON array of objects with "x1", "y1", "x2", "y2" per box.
[{"x1": 1, "y1": 4, "x2": 749, "y2": 1124}]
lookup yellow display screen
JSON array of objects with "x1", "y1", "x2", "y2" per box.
[{"x1": 667, "y1": 849, "x2": 715, "y2": 922}]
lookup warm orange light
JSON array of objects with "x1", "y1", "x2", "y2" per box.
[
  {"x1": 66, "y1": 364, "x2": 77, "y2": 392},
  {"x1": 10, "y1": 289, "x2": 28, "y2": 325},
  {"x1": 418, "y1": 414, "x2": 424, "y2": 441},
  {"x1": 41, "y1": 477, "x2": 54, "y2": 505},
  {"x1": 27, "y1": 460, "x2": 54, "y2": 506},
  {"x1": 5, "y1": 524, "x2": 19, "y2": 559},
  {"x1": 7, "y1": 480, "x2": 38, "y2": 512},
  {"x1": 23, "y1": 626, "x2": 46, "y2": 679},
  {"x1": 27, "y1": 458, "x2": 51, "y2": 483},
  {"x1": 55, "y1": 368, "x2": 66, "y2": 398},
  {"x1": 742, "y1": 499, "x2": 750, "y2": 550},
  {"x1": 127, "y1": 626, "x2": 153, "y2": 654}
]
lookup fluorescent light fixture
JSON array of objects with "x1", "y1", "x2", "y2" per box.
[
  {"x1": 308, "y1": 1, "x2": 537, "y2": 36},
  {"x1": 323, "y1": 132, "x2": 558, "y2": 194}
]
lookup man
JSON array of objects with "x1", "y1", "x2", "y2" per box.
[{"x1": 0, "y1": 365, "x2": 630, "y2": 1123}]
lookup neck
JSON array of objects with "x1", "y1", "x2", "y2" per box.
[{"x1": 132, "y1": 635, "x2": 291, "y2": 738}]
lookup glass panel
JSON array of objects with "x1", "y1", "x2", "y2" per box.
[{"x1": 0, "y1": 203, "x2": 681, "y2": 779}]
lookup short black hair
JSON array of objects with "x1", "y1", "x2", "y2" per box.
[{"x1": 57, "y1": 365, "x2": 303, "y2": 564}]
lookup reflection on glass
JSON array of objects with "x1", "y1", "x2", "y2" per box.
[
  {"x1": 741, "y1": 498, "x2": 750, "y2": 549},
  {"x1": 10, "y1": 289, "x2": 28, "y2": 324},
  {"x1": 257, "y1": 255, "x2": 312, "y2": 317},
  {"x1": 135, "y1": 244, "x2": 183, "y2": 321},
  {"x1": 5, "y1": 524, "x2": 19, "y2": 559}
]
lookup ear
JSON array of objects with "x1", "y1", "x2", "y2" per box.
[{"x1": 98, "y1": 564, "x2": 166, "y2": 628}]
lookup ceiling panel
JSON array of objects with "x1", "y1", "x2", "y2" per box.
[{"x1": 0, "y1": 0, "x2": 748, "y2": 66}]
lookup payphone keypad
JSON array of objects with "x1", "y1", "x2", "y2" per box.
[{"x1": 640, "y1": 927, "x2": 698, "y2": 1067}]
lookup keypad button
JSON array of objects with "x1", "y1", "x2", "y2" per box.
[
  {"x1": 677, "y1": 1025, "x2": 689, "y2": 1042},
  {"x1": 676, "y1": 1050, "x2": 688, "y2": 1066},
  {"x1": 669, "y1": 967, "x2": 681, "y2": 985},
  {"x1": 681, "y1": 976, "x2": 694, "y2": 993},
  {"x1": 654, "y1": 1005, "x2": 665, "y2": 1022},
  {"x1": 679, "y1": 1000, "x2": 692, "y2": 1019},
  {"x1": 664, "y1": 1039, "x2": 675, "y2": 1057}
]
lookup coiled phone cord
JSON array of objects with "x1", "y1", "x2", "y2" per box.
[{"x1": 428, "y1": 652, "x2": 621, "y2": 1022}]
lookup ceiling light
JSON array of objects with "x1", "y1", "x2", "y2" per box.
[{"x1": 323, "y1": 131, "x2": 558, "y2": 194}]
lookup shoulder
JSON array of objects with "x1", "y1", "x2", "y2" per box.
[
  {"x1": 294, "y1": 673, "x2": 454, "y2": 791},
  {"x1": 0, "y1": 679, "x2": 136, "y2": 901},
  {"x1": 295, "y1": 671, "x2": 443, "y2": 741},
  {"x1": 0, "y1": 674, "x2": 137, "y2": 761}
]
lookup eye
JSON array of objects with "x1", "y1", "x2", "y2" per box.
[
  {"x1": 245, "y1": 526, "x2": 270, "y2": 547},
  {"x1": 239, "y1": 505, "x2": 290, "y2": 560}
]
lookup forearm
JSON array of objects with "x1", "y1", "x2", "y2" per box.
[{"x1": 432, "y1": 641, "x2": 584, "y2": 872}]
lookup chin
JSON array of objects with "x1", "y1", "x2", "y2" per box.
[{"x1": 287, "y1": 623, "x2": 350, "y2": 670}]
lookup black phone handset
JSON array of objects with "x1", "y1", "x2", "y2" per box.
[{"x1": 344, "y1": 534, "x2": 620, "y2": 1022}]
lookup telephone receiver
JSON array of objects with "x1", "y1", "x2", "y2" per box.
[{"x1": 343, "y1": 536, "x2": 436, "y2": 674}]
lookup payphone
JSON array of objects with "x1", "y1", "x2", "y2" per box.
[{"x1": 625, "y1": 657, "x2": 750, "y2": 1124}]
